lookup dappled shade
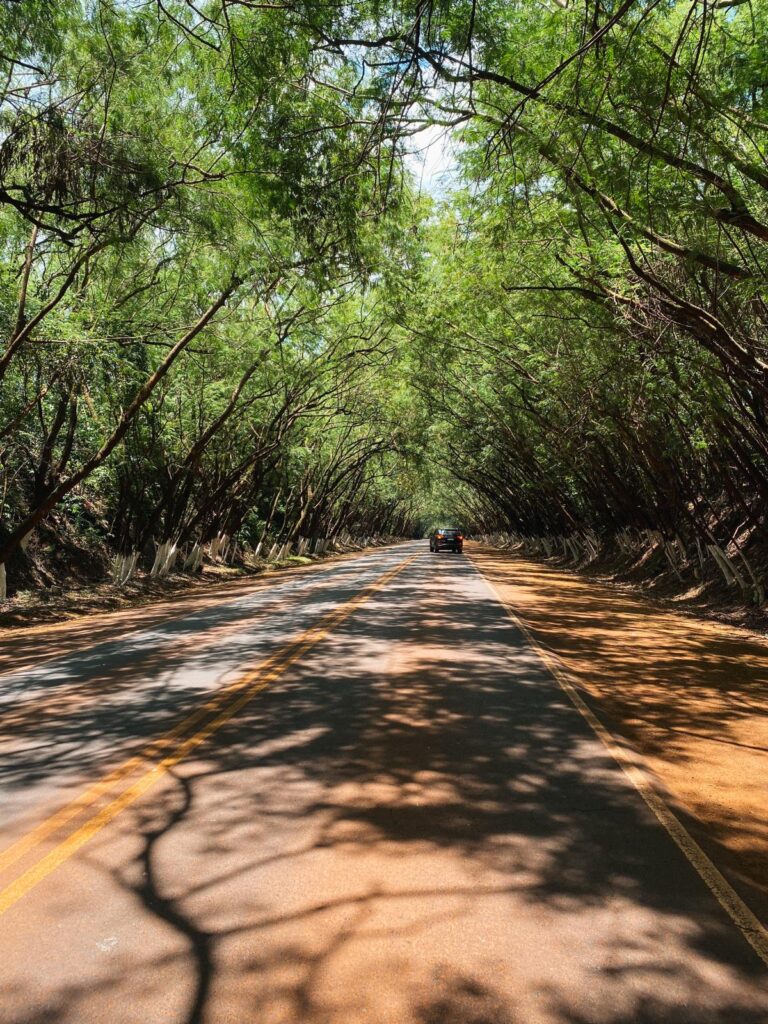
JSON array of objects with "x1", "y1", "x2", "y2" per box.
[{"x1": 1, "y1": 551, "x2": 765, "y2": 1023}]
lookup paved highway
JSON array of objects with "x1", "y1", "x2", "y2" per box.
[{"x1": 0, "y1": 543, "x2": 765, "y2": 1023}]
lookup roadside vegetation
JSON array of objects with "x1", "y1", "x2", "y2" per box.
[{"x1": 1, "y1": 1, "x2": 767, "y2": 609}]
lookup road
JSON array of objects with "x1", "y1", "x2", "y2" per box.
[{"x1": 0, "y1": 542, "x2": 766, "y2": 1024}]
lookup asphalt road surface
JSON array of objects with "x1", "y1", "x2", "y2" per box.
[{"x1": 0, "y1": 543, "x2": 766, "y2": 1024}]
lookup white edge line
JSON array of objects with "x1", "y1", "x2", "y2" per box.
[{"x1": 466, "y1": 552, "x2": 768, "y2": 970}]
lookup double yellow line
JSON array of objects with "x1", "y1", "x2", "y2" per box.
[{"x1": 0, "y1": 551, "x2": 418, "y2": 917}]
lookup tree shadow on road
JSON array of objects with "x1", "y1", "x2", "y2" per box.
[
  {"x1": 3, "y1": 553, "x2": 767, "y2": 1024},
  {"x1": 473, "y1": 548, "x2": 768, "y2": 920}
]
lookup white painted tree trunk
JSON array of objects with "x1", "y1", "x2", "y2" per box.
[
  {"x1": 583, "y1": 531, "x2": 599, "y2": 560},
  {"x1": 663, "y1": 542, "x2": 683, "y2": 580},
  {"x1": 732, "y1": 545, "x2": 765, "y2": 604},
  {"x1": 150, "y1": 541, "x2": 167, "y2": 576},
  {"x1": 0, "y1": 563, "x2": 6, "y2": 602},
  {"x1": 209, "y1": 533, "x2": 230, "y2": 561},
  {"x1": 150, "y1": 540, "x2": 178, "y2": 577},
  {"x1": 112, "y1": 551, "x2": 139, "y2": 586},
  {"x1": 695, "y1": 537, "x2": 706, "y2": 578},
  {"x1": 184, "y1": 543, "x2": 203, "y2": 572},
  {"x1": 166, "y1": 543, "x2": 178, "y2": 573},
  {"x1": 707, "y1": 544, "x2": 746, "y2": 592}
]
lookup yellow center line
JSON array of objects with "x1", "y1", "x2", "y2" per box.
[
  {"x1": 0, "y1": 552, "x2": 418, "y2": 916},
  {"x1": 469, "y1": 553, "x2": 768, "y2": 970},
  {"x1": 0, "y1": 561, "x2": 386, "y2": 874}
]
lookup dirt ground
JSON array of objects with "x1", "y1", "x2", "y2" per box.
[{"x1": 470, "y1": 546, "x2": 768, "y2": 928}]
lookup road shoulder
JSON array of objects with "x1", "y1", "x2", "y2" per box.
[{"x1": 468, "y1": 544, "x2": 768, "y2": 945}]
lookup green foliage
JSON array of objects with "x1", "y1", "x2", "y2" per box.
[{"x1": 1, "y1": 0, "x2": 768, "y2": 587}]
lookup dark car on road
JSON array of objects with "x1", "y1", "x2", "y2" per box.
[{"x1": 429, "y1": 528, "x2": 464, "y2": 553}]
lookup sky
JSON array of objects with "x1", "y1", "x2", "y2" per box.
[{"x1": 406, "y1": 122, "x2": 460, "y2": 197}]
